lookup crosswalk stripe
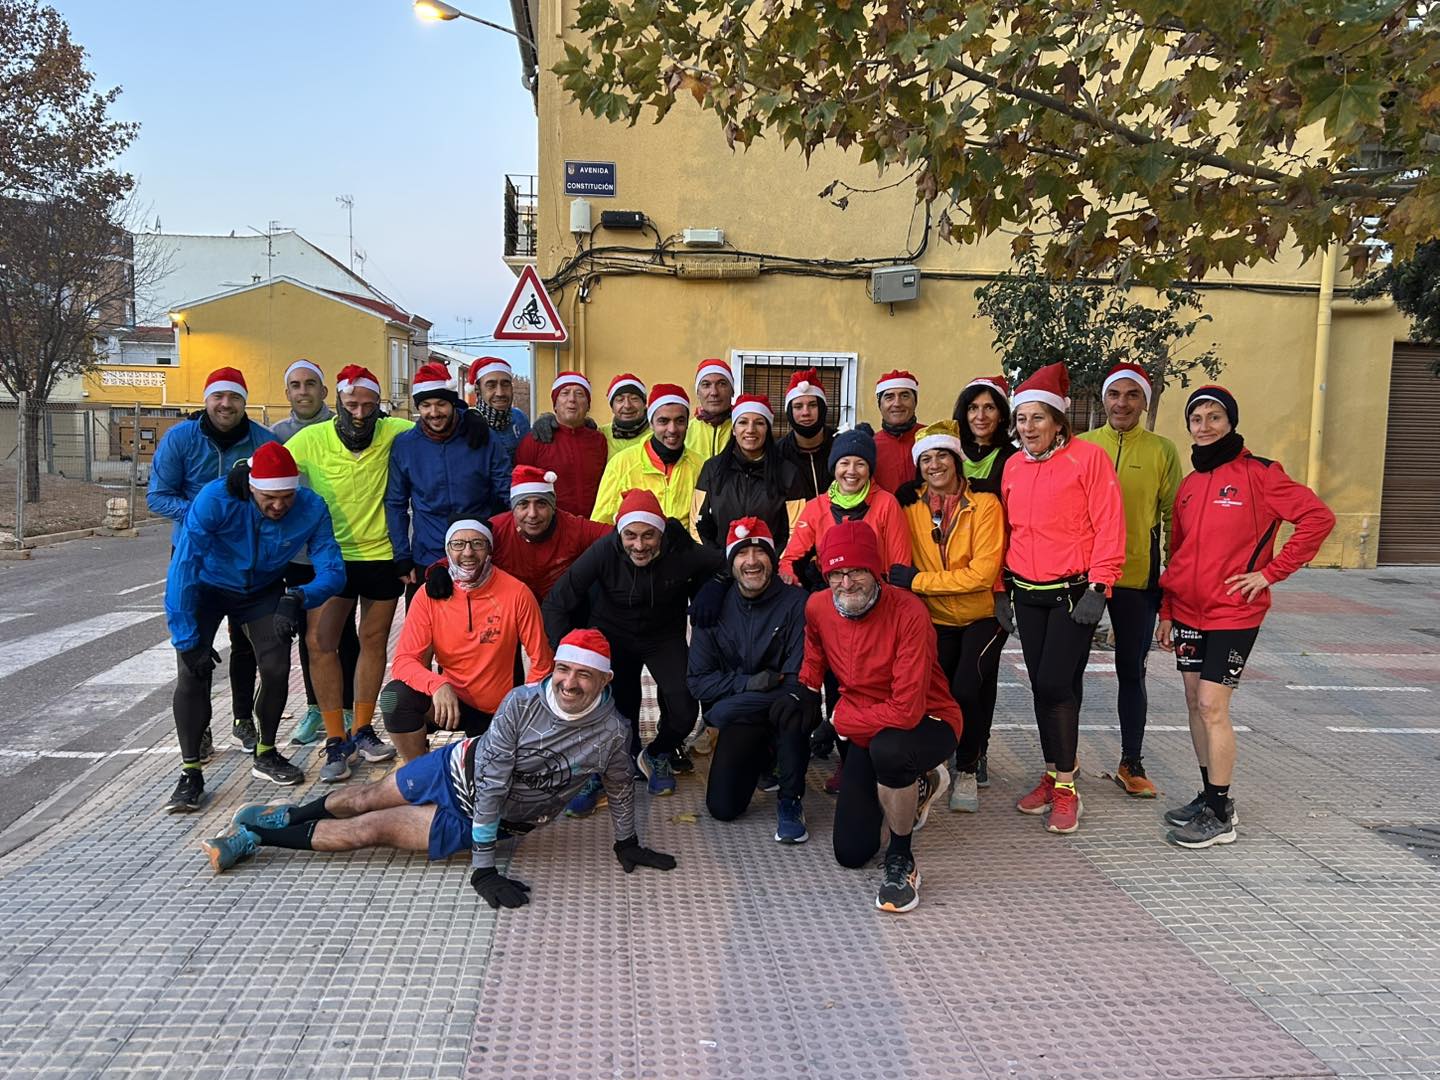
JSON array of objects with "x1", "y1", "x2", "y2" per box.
[
  {"x1": 82, "y1": 642, "x2": 176, "y2": 686},
  {"x1": 0, "y1": 611, "x2": 163, "y2": 680},
  {"x1": 0, "y1": 612, "x2": 35, "y2": 627},
  {"x1": 1326, "y1": 726, "x2": 1440, "y2": 734}
]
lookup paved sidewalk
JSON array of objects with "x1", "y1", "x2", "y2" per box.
[{"x1": 1, "y1": 567, "x2": 1439, "y2": 1078}]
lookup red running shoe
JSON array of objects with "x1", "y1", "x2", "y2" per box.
[
  {"x1": 1016, "y1": 772, "x2": 1055, "y2": 815},
  {"x1": 1046, "y1": 786, "x2": 1083, "y2": 833}
]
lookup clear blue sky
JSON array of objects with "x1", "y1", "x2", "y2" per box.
[{"x1": 58, "y1": 0, "x2": 538, "y2": 373}]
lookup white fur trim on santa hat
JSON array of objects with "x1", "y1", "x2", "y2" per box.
[
  {"x1": 646, "y1": 393, "x2": 689, "y2": 423},
  {"x1": 510, "y1": 471, "x2": 558, "y2": 501},
  {"x1": 725, "y1": 525, "x2": 775, "y2": 558},
  {"x1": 616, "y1": 508, "x2": 666, "y2": 534},
  {"x1": 875, "y1": 374, "x2": 919, "y2": 396},
  {"x1": 695, "y1": 360, "x2": 733, "y2": 388},
  {"x1": 784, "y1": 380, "x2": 826, "y2": 407},
  {"x1": 247, "y1": 472, "x2": 299, "y2": 492},
  {"x1": 911, "y1": 431, "x2": 964, "y2": 464},
  {"x1": 608, "y1": 376, "x2": 645, "y2": 400},
  {"x1": 204, "y1": 379, "x2": 247, "y2": 400},
  {"x1": 731, "y1": 398, "x2": 774, "y2": 424},
  {"x1": 966, "y1": 376, "x2": 1007, "y2": 396},
  {"x1": 284, "y1": 360, "x2": 324, "y2": 383},
  {"x1": 413, "y1": 375, "x2": 455, "y2": 395},
  {"x1": 445, "y1": 518, "x2": 493, "y2": 546},
  {"x1": 553, "y1": 644, "x2": 612, "y2": 674},
  {"x1": 552, "y1": 372, "x2": 592, "y2": 395},
  {"x1": 1012, "y1": 388, "x2": 1070, "y2": 413},
  {"x1": 1101, "y1": 367, "x2": 1152, "y2": 403},
  {"x1": 469, "y1": 358, "x2": 511, "y2": 384},
  {"x1": 337, "y1": 373, "x2": 381, "y2": 395}
]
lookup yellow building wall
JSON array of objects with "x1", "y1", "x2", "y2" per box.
[
  {"x1": 514, "y1": 4, "x2": 1415, "y2": 568},
  {"x1": 83, "y1": 281, "x2": 409, "y2": 419}
]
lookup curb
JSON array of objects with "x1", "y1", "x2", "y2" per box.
[{"x1": 9, "y1": 517, "x2": 165, "y2": 551}]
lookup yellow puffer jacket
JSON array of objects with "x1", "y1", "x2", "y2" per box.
[{"x1": 901, "y1": 486, "x2": 1006, "y2": 628}]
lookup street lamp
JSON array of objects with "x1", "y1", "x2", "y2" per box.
[{"x1": 412, "y1": 0, "x2": 536, "y2": 50}]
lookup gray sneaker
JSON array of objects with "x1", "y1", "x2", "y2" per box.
[
  {"x1": 914, "y1": 765, "x2": 950, "y2": 831},
  {"x1": 351, "y1": 725, "x2": 396, "y2": 763},
  {"x1": 1168, "y1": 804, "x2": 1237, "y2": 849},
  {"x1": 948, "y1": 770, "x2": 979, "y2": 813},
  {"x1": 1164, "y1": 792, "x2": 1239, "y2": 828},
  {"x1": 320, "y1": 737, "x2": 352, "y2": 783}
]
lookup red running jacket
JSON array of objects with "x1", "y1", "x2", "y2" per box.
[
  {"x1": 1160, "y1": 449, "x2": 1335, "y2": 630},
  {"x1": 873, "y1": 424, "x2": 920, "y2": 493},
  {"x1": 799, "y1": 585, "x2": 963, "y2": 748},
  {"x1": 490, "y1": 508, "x2": 611, "y2": 601},
  {"x1": 514, "y1": 424, "x2": 609, "y2": 517}
]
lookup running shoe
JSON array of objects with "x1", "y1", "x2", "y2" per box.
[
  {"x1": 251, "y1": 748, "x2": 304, "y2": 786},
  {"x1": 914, "y1": 765, "x2": 950, "y2": 831},
  {"x1": 564, "y1": 774, "x2": 608, "y2": 818},
  {"x1": 948, "y1": 770, "x2": 979, "y2": 813},
  {"x1": 668, "y1": 746, "x2": 695, "y2": 775},
  {"x1": 163, "y1": 770, "x2": 205, "y2": 813},
  {"x1": 198, "y1": 728, "x2": 215, "y2": 765},
  {"x1": 1116, "y1": 758, "x2": 1157, "y2": 798},
  {"x1": 636, "y1": 748, "x2": 676, "y2": 797},
  {"x1": 289, "y1": 705, "x2": 325, "y2": 746},
  {"x1": 1046, "y1": 786, "x2": 1083, "y2": 834},
  {"x1": 687, "y1": 726, "x2": 714, "y2": 756},
  {"x1": 1168, "y1": 805, "x2": 1237, "y2": 849},
  {"x1": 824, "y1": 761, "x2": 843, "y2": 795},
  {"x1": 976, "y1": 753, "x2": 989, "y2": 788},
  {"x1": 775, "y1": 797, "x2": 808, "y2": 844},
  {"x1": 756, "y1": 771, "x2": 780, "y2": 794},
  {"x1": 231, "y1": 802, "x2": 295, "y2": 830},
  {"x1": 875, "y1": 852, "x2": 920, "y2": 913},
  {"x1": 202, "y1": 825, "x2": 259, "y2": 873},
  {"x1": 352, "y1": 725, "x2": 396, "y2": 763},
  {"x1": 232, "y1": 717, "x2": 258, "y2": 753},
  {"x1": 319, "y1": 737, "x2": 352, "y2": 783},
  {"x1": 809, "y1": 720, "x2": 836, "y2": 760},
  {"x1": 1016, "y1": 772, "x2": 1056, "y2": 815},
  {"x1": 1164, "y1": 793, "x2": 1239, "y2": 828}
]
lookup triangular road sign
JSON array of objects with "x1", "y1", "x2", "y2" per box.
[{"x1": 493, "y1": 265, "x2": 568, "y2": 343}]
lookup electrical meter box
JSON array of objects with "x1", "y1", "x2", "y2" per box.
[{"x1": 871, "y1": 264, "x2": 920, "y2": 303}]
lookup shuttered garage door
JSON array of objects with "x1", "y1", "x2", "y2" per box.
[{"x1": 1379, "y1": 345, "x2": 1440, "y2": 564}]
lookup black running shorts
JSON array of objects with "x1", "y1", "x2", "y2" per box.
[{"x1": 1171, "y1": 622, "x2": 1260, "y2": 688}]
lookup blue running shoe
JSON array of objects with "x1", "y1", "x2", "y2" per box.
[
  {"x1": 775, "y1": 796, "x2": 809, "y2": 844},
  {"x1": 202, "y1": 826, "x2": 259, "y2": 874},
  {"x1": 231, "y1": 802, "x2": 296, "y2": 831},
  {"x1": 636, "y1": 748, "x2": 676, "y2": 797},
  {"x1": 320, "y1": 737, "x2": 352, "y2": 783},
  {"x1": 352, "y1": 725, "x2": 396, "y2": 763},
  {"x1": 565, "y1": 774, "x2": 608, "y2": 818},
  {"x1": 289, "y1": 706, "x2": 324, "y2": 746}
]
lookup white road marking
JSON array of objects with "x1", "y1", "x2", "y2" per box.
[
  {"x1": 82, "y1": 642, "x2": 176, "y2": 686},
  {"x1": 0, "y1": 612, "x2": 35, "y2": 626},
  {"x1": 115, "y1": 578, "x2": 167, "y2": 596},
  {"x1": 1285, "y1": 685, "x2": 1430, "y2": 693},
  {"x1": 0, "y1": 611, "x2": 162, "y2": 680},
  {"x1": 1326, "y1": 727, "x2": 1440, "y2": 734},
  {"x1": 0, "y1": 743, "x2": 212, "y2": 761},
  {"x1": 1015, "y1": 662, "x2": 1117, "y2": 672},
  {"x1": 990, "y1": 722, "x2": 1251, "y2": 733}
]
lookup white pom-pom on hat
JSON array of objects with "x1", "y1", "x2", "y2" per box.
[
  {"x1": 544, "y1": 471, "x2": 557, "y2": 483},
  {"x1": 735, "y1": 525, "x2": 750, "y2": 539}
]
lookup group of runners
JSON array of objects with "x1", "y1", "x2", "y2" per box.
[{"x1": 153, "y1": 351, "x2": 1334, "y2": 914}]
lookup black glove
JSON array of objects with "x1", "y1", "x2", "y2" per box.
[
  {"x1": 393, "y1": 558, "x2": 415, "y2": 581},
  {"x1": 745, "y1": 669, "x2": 784, "y2": 693},
  {"x1": 888, "y1": 563, "x2": 918, "y2": 590},
  {"x1": 531, "y1": 413, "x2": 558, "y2": 443},
  {"x1": 796, "y1": 553, "x2": 826, "y2": 593},
  {"x1": 770, "y1": 691, "x2": 823, "y2": 735},
  {"x1": 471, "y1": 866, "x2": 531, "y2": 909},
  {"x1": 614, "y1": 836, "x2": 677, "y2": 873},
  {"x1": 180, "y1": 646, "x2": 221, "y2": 680},
  {"x1": 273, "y1": 589, "x2": 304, "y2": 643},
  {"x1": 1071, "y1": 586, "x2": 1107, "y2": 626},
  {"x1": 688, "y1": 576, "x2": 727, "y2": 629},
  {"x1": 797, "y1": 684, "x2": 824, "y2": 734},
  {"x1": 994, "y1": 592, "x2": 1015, "y2": 635},
  {"x1": 464, "y1": 413, "x2": 490, "y2": 449}
]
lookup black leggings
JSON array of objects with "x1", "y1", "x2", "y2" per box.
[
  {"x1": 1014, "y1": 600, "x2": 1097, "y2": 773},
  {"x1": 288, "y1": 563, "x2": 359, "y2": 709},
  {"x1": 226, "y1": 618, "x2": 256, "y2": 720},
  {"x1": 935, "y1": 618, "x2": 1006, "y2": 773},
  {"x1": 706, "y1": 709, "x2": 810, "y2": 820},
  {"x1": 610, "y1": 635, "x2": 696, "y2": 758},
  {"x1": 378, "y1": 679, "x2": 492, "y2": 737},
  {"x1": 833, "y1": 716, "x2": 956, "y2": 868},
  {"x1": 175, "y1": 585, "x2": 291, "y2": 761},
  {"x1": 1107, "y1": 587, "x2": 1160, "y2": 761}
]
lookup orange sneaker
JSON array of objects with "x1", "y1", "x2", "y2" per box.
[
  {"x1": 1046, "y1": 786, "x2": 1083, "y2": 833},
  {"x1": 1116, "y1": 758, "x2": 1157, "y2": 798},
  {"x1": 1016, "y1": 772, "x2": 1056, "y2": 815}
]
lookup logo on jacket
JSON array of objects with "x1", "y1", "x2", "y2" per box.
[{"x1": 1213, "y1": 484, "x2": 1243, "y2": 508}]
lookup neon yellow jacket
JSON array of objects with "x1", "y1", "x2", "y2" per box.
[
  {"x1": 285, "y1": 416, "x2": 414, "y2": 561},
  {"x1": 601, "y1": 421, "x2": 649, "y2": 460},
  {"x1": 591, "y1": 439, "x2": 704, "y2": 525},
  {"x1": 1076, "y1": 422, "x2": 1181, "y2": 590},
  {"x1": 685, "y1": 415, "x2": 733, "y2": 462}
]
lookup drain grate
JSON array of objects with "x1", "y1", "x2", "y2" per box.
[{"x1": 1368, "y1": 824, "x2": 1440, "y2": 865}]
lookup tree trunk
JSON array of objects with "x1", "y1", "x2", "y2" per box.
[{"x1": 23, "y1": 398, "x2": 42, "y2": 504}]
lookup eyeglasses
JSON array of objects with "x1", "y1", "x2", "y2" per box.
[
  {"x1": 826, "y1": 568, "x2": 871, "y2": 584},
  {"x1": 446, "y1": 539, "x2": 489, "y2": 553}
]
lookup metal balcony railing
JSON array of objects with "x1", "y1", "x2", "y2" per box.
[{"x1": 504, "y1": 174, "x2": 538, "y2": 259}]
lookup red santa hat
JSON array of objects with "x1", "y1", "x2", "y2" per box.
[
  {"x1": 412, "y1": 361, "x2": 458, "y2": 404},
  {"x1": 695, "y1": 357, "x2": 734, "y2": 388},
  {"x1": 444, "y1": 517, "x2": 494, "y2": 548},
  {"x1": 510, "y1": 464, "x2": 558, "y2": 505},
  {"x1": 607, "y1": 372, "x2": 647, "y2": 403},
  {"x1": 964, "y1": 374, "x2": 1011, "y2": 400},
  {"x1": 554, "y1": 627, "x2": 612, "y2": 674},
  {"x1": 1101, "y1": 361, "x2": 1153, "y2": 404},
  {"x1": 646, "y1": 383, "x2": 690, "y2": 423},
  {"x1": 336, "y1": 364, "x2": 381, "y2": 396},
  {"x1": 818, "y1": 519, "x2": 885, "y2": 580},
  {"x1": 615, "y1": 488, "x2": 666, "y2": 534},
  {"x1": 551, "y1": 371, "x2": 592, "y2": 402},
  {"x1": 284, "y1": 359, "x2": 324, "y2": 384},
  {"x1": 203, "y1": 367, "x2": 248, "y2": 400},
  {"x1": 731, "y1": 393, "x2": 774, "y2": 425},
  {"x1": 467, "y1": 356, "x2": 512, "y2": 386},
  {"x1": 247, "y1": 441, "x2": 299, "y2": 492},
  {"x1": 784, "y1": 368, "x2": 827, "y2": 408},
  {"x1": 1011, "y1": 362, "x2": 1071, "y2": 414},
  {"x1": 875, "y1": 369, "x2": 919, "y2": 397},
  {"x1": 725, "y1": 516, "x2": 775, "y2": 558}
]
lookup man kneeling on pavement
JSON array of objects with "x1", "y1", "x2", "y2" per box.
[
  {"x1": 686, "y1": 517, "x2": 812, "y2": 844},
  {"x1": 202, "y1": 629, "x2": 677, "y2": 906}
]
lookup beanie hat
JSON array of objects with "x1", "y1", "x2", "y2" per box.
[
  {"x1": 412, "y1": 361, "x2": 459, "y2": 405},
  {"x1": 468, "y1": 357, "x2": 512, "y2": 386},
  {"x1": 247, "y1": 442, "x2": 299, "y2": 491},
  {"x1": 875, "y1": 369, "x2": 919, "y2": 397},
  {"x1": 964, "y1": 374, "x2": 1011, "y2": 400},
  {"x1": 510, "y1": 464, "x2": 557, "y2": 506},
  {"x1": 336, "y1": 364, "x2": 381, "y2": 396},
  {"x1": 1011, "y1": 362, "x2": 1071, "y2": 414},
  {"x1": 284, "y1": 359, "x2": 323, "y2": 384},
  {"x1": 615, "y1": 488, "x2": 666, "y2": 534},
  {"x1": 784, "y1": 368, "x2": 827, "y2": 408},
  {"x1": 551, "y1": 371, "x2": 592, "y2": 402},
  {"x1": 1186, "y1": 385, "x2": 1239, "y2": 429},
  {"x1": 828, "y1": 427, "x2": 877, "y2": 474},
  {"x1": 725, "y1": 516, "x2": 775, "y2": 559},
  {"x1": 1101, "y1": 362, "x2": 1153, "y2": 405},
  {"x1": 445, "y1": 518, "x2": 494, "y2": 548},
  {"x1": 646, "y1": 383, "x2": 690, "y2": 423},
  {"x1": 554, "y1": 628, "x2": 612, "y2": 674},
  {"x1": 607, "y1": 372, "x2": 646, "y2": 403},
  {"x1": 731, "y1": 393, "x2": 774, "y2": 425},
  {"x1": 204, "y1": 367, "x2": 248, "y2": 400},
  {"x1": 695, "y1": 358, "x2": 733, "y2": 389},
  {"x1": 818, "y1": 519, "x2": 884, "y2": 580},
  {"x1": 911, "y1": 419, "x2": 965, "y2": 465}
]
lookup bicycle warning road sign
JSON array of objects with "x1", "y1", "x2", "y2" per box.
[{"x1": 493, "y1": 265, "x2": 568, "y2": 343}]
